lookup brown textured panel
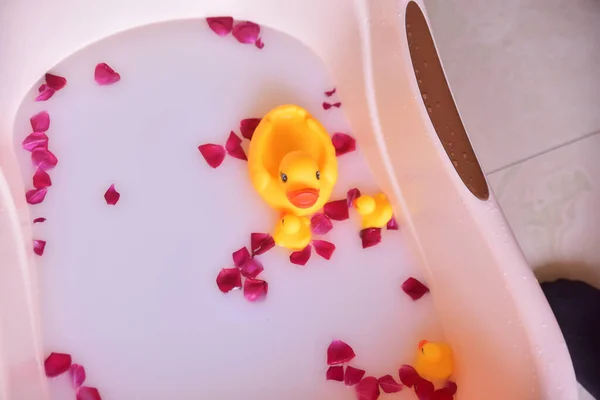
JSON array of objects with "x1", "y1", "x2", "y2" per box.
[{"x1": 405, "y1": 1, "x2": 489, "y2": 200}]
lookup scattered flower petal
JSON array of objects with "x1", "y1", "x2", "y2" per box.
[
  {"x1": 232, "y1": 247, "x2": 251, "y2": 268},
  {"x1": 332, "y1": 102, "x2": 342, "y2": 108},
  {"x1": 290, "y1": 245, "x2": 311, "y2": 266},
  {"x1": 323, "y1": 199, "x2": 349, "y2": 221},
  {"x1": 31, "y1": 147, "x2": 58, "y2": 170},
  {"x1": 240, "y1": 258, "x2": 264, "y2": 279},
  {"x1": 104, "y1": 184, "x2": 120, "y2": 205},
  {"x1": 206, "y1": 17, "x2": 234, "y2": 36},
  {"x1": 444, "y1": 381, "x2": 458, "y2": 395},
  {"x1": 432, "y1": 389, "x2": 454, "y2": 400},
  {"x1": 378, "y1": 375, "x2": 402, "y2": 393},
  {"x1": 36, "y1": 84, "x2": 55, "y2": 101},
  {"x1": 402, "y1": 277, "x2": 430, "y2": 301},
  {"x1": 360, "y1": 228, "x2": 382, "y2": 249},
  {"x1": 326, "y1": 365, "x2": 344, "y2": 382},
  {"x1": 33, "y1": 240, "x2": 46, "y2": 256},
  {"x1": 323, "y1": 102, "x2": 342, "y2": 110},
  {"x1": 69, "y1": 364, "x2": 86, "y2": 388},
  {"x1": 33, "y1": 169, "x2": 52, "y2": 189},
  {"x1": 240, "y1": 118, "x2": 261, "y2": 140},
  {"x1": 355, "y1": 376, "x2": 380, "y2": 400},
  {"x1": 22, "y1": 132, "x2": 49, "y2": 152},
  {"x1": 313, "y1": 240, "x2": 335, "y2": 260},
  {"x1": 243, "y1": 278, "x2": 268, "y2": 302},
  {"x1": 415, "y1": 378, "x2": 435, "y2": 400},
  {"x1": 225, "y1": 131, "x2": 247, "y2": 161},
  {"x1": 216, "y1": 268, "x2": 242, "y2": 293},
  {"x1": 399, "y1": 365, "x2": 420, "y2": 388},
  {"x1": 44, "y1": 352, "x2": 72, "y2": 377},
  {"x1": 344, "y1": 366, "x2": 366, "y2": 386},
  {"x1": 347, "y1": 188, "x2": 361, "y2": 207},
  {"x1": 255, "y1": 38, "x2": 265, "y2": 49},
  {"x1": 45, "y1": 73, "x2": 67, "y2": 91},
  {"x1": 310, "y1": 213, "x2": 333, "y2": 235},
  {"x1": 325, "y1": 88, "x2": 336, "y2": 97},
  {"x1": 94, "y1": 63, "x2": 121, "y2": 85},
  {"x1": 76, "y1": 386, "x2": 101, "y2": 400},
  {"x1": 198, "y1": 144, "x2": 226, "y2": 168},
  {"x1": 26, "y1": 188, "x2": 48, "y2": 204},
  {"x1": 387, "y1": 216, "x2": 399, "y2": 230},
  {"x1": 33, "y1": 217, "x2": 46, "y2": 223},
  {"x1": 332, "y1": 133, "x2": 356, "y2": 156},
  {"x1": 232, "y1": 21, "x2": 260, "y2": 44},
  {"x1": 250, "y1": 232, "x2": 275, "y2": 255},
  {"x1": 30, "y1": 111, "x2": 50, "y2": 132},
  {"x1": 327, "y1": 340, "x2": 356, "y2": 365}
]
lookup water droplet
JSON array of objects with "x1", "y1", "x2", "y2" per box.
[
  {"x1": 422, "y1": 93, "x2": 428, "y2": 100},
  {"x1": 469, "y1": 177, "x2": 473, "y2": 183},
  {"x1": 436, "y1": 102, "x2": 441, "y2": 108},
  {"x1": 408, "y1": 32, "x2": 412, "y2": 38},
  {"x1": 462, "y1": 153, "x2": 467, "y2": 159},
  {"x1": 450, "y1": 131, "x2": 455, "y2": 136},
  {"x1": 427, "y1": 107, "x2": 433, "y2": 113},
  {"x1": 415, "y1": 46, "x2": 420, "y2": 50},
  {"x1": 452, "y1": 160, "x2": 458, "y2": 167},
  {"x1": 448, "y1": 142, "x2": 453, "y2": 148},
  {"x1": 423, "y1": 61, "x2": 428, "y2": 68},
  {"x1": 450, "y1": 151, "x2": 455, "y2": 157},
  {"x1": 407, "y1": 24, "x2": 411, "y2": 29},
  {"x1": 418, "y1": 79, "x2": 422, "y2": 84},
  {"x1": 415, "y1": 68, "x2": 420, "y2": 75}
]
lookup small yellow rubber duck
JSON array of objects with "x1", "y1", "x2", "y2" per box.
[
  {"x1": 272, "y1": 214, "x2": 312, "y2": 251},
  {"x1": 353, "y1": 193, "x2": 394, "y2": 229},
  {"x1": 414, "y1": 340, "x2": 454, "y2": 381}
]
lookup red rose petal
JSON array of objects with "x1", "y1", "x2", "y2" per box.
[
  {"x1": 206, "y1": 17, "x2": 234, "y2": 36},
  {"x1": 30, "y1": 111, "x2": 50, "y2": 132},
  {"x1": 327, "y1": 340, "x2": 356, "y2": 365},
  {"x1": 255, "y1": 38, "x2": 265, "y2": 49},
  {"x1": 322, "y1": 102, "x2": 331, "y2": 110},
  {"x1": 344, "y1": 366, "x2": 366, "y2": 386},
  {"x1": 36, "y1": 84, "x2": 55, "y2": 101},
  {"x1": 415, "y1": 378, "x2": 435, "y2": 400},
  {"x1": 360, "y1": 228, "x2": 382, "y2": 249},
  {"x1": 69, "y1": 363, "x2": 86, "y2": 388},
  {"x1": 387, "y1": 216, "x2": 399, "y2": 230},
  {"x1": 26, "y1": 188, "x2": 48, "y2": 204},
  {"x1": 243, "y1": 278, "x2": 268, "y2": 302},
  {"x1": 33, "y1": 217, "x2": 46, "y2": 223},
  {"x1": 104, "y1": 184, "x2": 120, "y2": 205},
  {"x1": 347, "y1": 188, "x2": 361, "y2": 207},
  {"x1": 378, "y1": 375, "x2": 402, "y2": 393},
  {"x1": 240, "y1": 118, "x2": 261, "y2": 140},
  {"x1": 225, "y1": 131, "x2": 247, "y2": 161},
  {"x1": 250, "y1": 232, "x2": 275, "y2": 255},
  {"x1": 94, "y1": 63, "x2": 121, "y2": 85},
  {"x1": 310, "y1": 213, "x2": 333, "y2": 235},
  {"x1": 33, "y1": 169, "x2": 52, "y2": 189},
  {"x1": 44, "y1": 352, "x2": 72, "y2": 377},
  {"x1": 325, "y1": 88, "x2": 336, "y2": 97},
  {"x1": 402, "y1": 277, "x2": 430, "y2": 301},
  {"x1": 332, "y1": 133, "x2": 356, "y2": 156},
  {"x1": 31, "y1": 147, "x2": 58, "y2": 170},
  {"x1": 326, "y1": 365, "x2": 344, "y2": 382},
  {"x1": 232, "y1": 247, "x2": 251, "y2": 268},
  {"x1": 290, "y1": 245, "x2": 311, "y2": 266},
  {"x1": 312, "y1": 240, "x2": 335, "y2": 260},
  {"x1": 33, "y1": 240, "x2": 46, "y2": 256},
  {"x1": 216, "y1": 268, "x2": 242, "y2": 293},
  {"x1": 432, "y1": 389, "x2": 454, "y2": 400},
  {"x1": 356, "y1": 376, "x2": 380, "y2": 400},
  {"x1": 323, "y1": 199, "x2": 349, "y2": 221},
  {"x1": 45, "y1": 73, "x2": 67, "y2": 91},
  {"x1": 76, "y1": 386, "x2": 101, "y2": 400},
  {"x1": 445, "y1": 381, "x2": 458, "y2": 395},
  {"x1": 198, "y1": 144, "x2": 226, "y2": 168},
  {"x1": 399, "y1": 364, "x2": 420, "y2": 388},
  {"x1": 332, "y1": 102, "x2": 342, "y2": 108},
  {"x1": 232, "y1": 21, "x2": 260, "y2": 44},
  {"x1": 240, "y1": 257, "x2": 264, "y2": 279},
  {"x1": 22, "y1": 132, "x2": 49, "y2": 152}
]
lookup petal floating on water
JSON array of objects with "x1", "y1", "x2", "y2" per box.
[
  {"x1": 94, "y1": 63, "x2": 121, "y2": 85},
  {"x1": 22, "y1": 132, "x2": 49, "y2": 152},
  {"x1": 243, "y1": 278, "x2": 268, "y2": 302},
  {"x1": 45, "y1": 73, "x2": 67, "y2": 91},
  {"x1": 69, "y1": 364, "x2": 86, "y2": 388},
  {"x1": 30, "y1": 111, "x2": 50, "y2": 132},
  {"x1": 232, "y1": 21, "x2": 260, "y2": 44},
  {"x1": 401, "y1": 277, "x2": 430, "y2": 301},
  {"x1": 216, "y1": 268, "x2": 242, "y2": 293},
  {"x1": 206, "y1": 17, "x2": 234, "y2": 36},
  {"x1": 289, "y1": 245, "x2": 312, "y2": 266},
  {"x1": 326, "y1": 365, "x2": 344, "y2": 382},
  {"x1": 332, "y1": 133, "x2": 356, "y2": 157},
  {"x1": 26, "y1": 188, "x2": 48, "y2": 204},
  {"x1": 44, "y1": 352, "x2": 72, "y2": 377},
  {"x1": 378, "y1": 375, "x2": 402, "y2": 393},
  {"x1": 344, "y1": 366, "x2": 366, "y2": 386},
  {"x1": 198, "y1": 144, "x2": 226, "y2": 168},
  {"x1": 240, "y1": 118, "x2": 261, "y2": 140},
  {"x1": 104, "y1": 184, "x2": 120, "y2": 205},
  {"x1": 312, "y1": 240, "x2": 335, "y2": 260},
  {"x1": 355, "y1": 376, "x2": 381, "y2": 400},
  {"x1": 327, "y1": 340, "x2": 355, "y2": 365},
  {"x1": 310, "y1": 213, "x2": 333, "y2": 235},
  {"x1": 33, "y1": 169, "x2": 52, "y2": 189},
  {"x1": 250, "y1": 232, "x2": 275, "y2": 256},
  {"x1": 323, "y1": 200, "x2": 349, "y2": 221},
  {"x1": 33, "y1": 240, "x2": 46, "y2": 256}
]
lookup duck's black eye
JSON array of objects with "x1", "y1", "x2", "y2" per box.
[
  {"x1": 280, "y1": 173, "x2": 288, "y2": 183},
  {"x1": 316, "y1": 171, "x2": 320, "y2": 180}
]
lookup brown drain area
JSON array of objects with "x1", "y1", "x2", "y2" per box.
[{"x1": 405, "y1": 1, "x2": 489, "y2": 201}]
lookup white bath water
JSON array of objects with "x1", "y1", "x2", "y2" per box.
[{"x1": 13, "y1": 20, "x2": 444, "y2": 400}]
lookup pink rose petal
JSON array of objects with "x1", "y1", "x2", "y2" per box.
[
  {"x1": 387, "y1": 216, "x2": 399, "y2": 230},
  {"x1": 326, "y1": 365, "x2": 344, "y2": 382},
  {"x1": 402, "y1": 277, "x2": 430, "y2": 301},
  {"x1": 250, "y1": 232, "x2": 275, "y2": 255},
  {"x1": 415, "y1": 378, "x2": 435, "y2": 400},
  {"x1": 33, "y1": 217, "x2": 46, "y2": 223},
  {"x1": 444, "y1": 381, "x2": 457, "y2": 395},
  {"x1": 94, "y1": 63, "x2": 121, "y2": 85},
  {"x1": 240, "y1": 257, "x2": 264, "y2": 279},
  {"x1": 312, "y1": 240, "x2": 335, "y2": 260},
  {"x1": 30, "y1": 111, "x2": 50, "y2": 132},
  {"x1": 240, "y1": 118, "x2": 261, "y2": 140},
  {"x1": 22, "y1": 132, "x2": 49, "y2": 152},
  {"x1": 76, "y1": 386, "x2": 101, "y2": 400},
  {"x1": 332, "y1": 133, "x2": 356, "y2": 157},
  {"x1": 325, "y1": 88, "x2": 336, "y2": 97},
  {"x1": 347, "y1": 188, "x2": 361, "y2": 207},
  {"x1": 378, "y1": 375, "x2": 402, "y2": 393},
  {"x1": 344, "y1": 366, "x2": 366, "y2": 386},
  {"x1": 206, "y1": 17, "x2": 234, "y2": 36},
  {"x1": 232, "y1": 247, "x2": 251, "y2": 268},
  {"x1": 104, "y1": 184, "x2": 120, "y2": 205},
  {"x1": 356, "y1": 376, "x2": 381, "y2": 400},
  {"x1": 69, "y1": 364, "x2": 86, "y2": 388},
  {"x1": 198, "y1": 144, "x2": 226, "y2": 168},
  {"x1": 360, "y1": 228, "x2": 382, "y2": 249},
  {"x1": 327, "y1": 340, "x2": 356, "y2": 365},
  {"x1": 31, "y1": 147, "x2": 58, "y2": 170},
  {"x1": 216, "y1": 268, "x2": 242, "y2": 293},
  {"x1": 399, "y1": 365, "x2": 420, "y2": 388},
  {"x1": 310, "y1": 213, "x2": 333, "y2": 235},
  {"x1": 33, "y1": 169, "x2": 52, "y2": 189},
  {"x1": 225, "y1": 131, "x2": 247, "y2": 161},
  {"x1": 36, "y1": 84, "x2": 55, "y2": 101},
  {"x1": 323, "y1": 199, "x2": 349, "y2": 221},
  {"x1": 243, "y1": 278, "x2": 268, "y2": 302},
  {"x1": 323, "y1": 102, "x2": 342, "y2": 110},
  {"x1": 26, "y1": 188, "x2": 48, "y2": 204},
  {"x1": 45, "y1": 73, "x2": 67, "y2": 91},
  {"x1": 232, "y1": 21, "x2": 260, "y2": 44},
  {"x1": 290, "y1": 245, "x2": 311, "y2": 266},
  {"x1": 255, "y1": 38, "x2": 265, "y2": 49},
  {"x1": 44, "y1": 352, "x2": 72, "y2": 377},
  {"x1": 432, "y1": 389, "x2": 454, "y2": 400},
  {"x1": 33, "y1": 239, "x2": 46, "y2": 256}
]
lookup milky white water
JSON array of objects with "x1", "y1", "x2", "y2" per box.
[{"x1": 13, "y1": 20, "x2": 444, "y2": 400}]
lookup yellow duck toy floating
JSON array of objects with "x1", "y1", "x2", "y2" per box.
[
  {"x1": 352, "y1": 193, "x2": 394, "y2": 229},
  {"x1": 414, "y1": 340, "x2": 454, "y2": 381}
]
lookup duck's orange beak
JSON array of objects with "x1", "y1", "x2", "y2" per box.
[
  {"x1": 287, "y1": 188, "x2": 320, "y2": 208},
  {"x1": 418, "y1": 340, "x2": 428, "y2": 350}
]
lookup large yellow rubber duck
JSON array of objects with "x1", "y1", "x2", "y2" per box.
[
  {"x1": 272, "y1": 214, "x2": 312, "y2": 250},
  {"x1": 353, "y1": 193, "x2": 394, "y2": 229},
  {"x1": 414, "y1": 340, "x2": 454, "y2": 381}
]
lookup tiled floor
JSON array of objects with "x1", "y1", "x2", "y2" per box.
[{"x1": 425, "y1": 0, "x2": 600, "y2": 398}]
